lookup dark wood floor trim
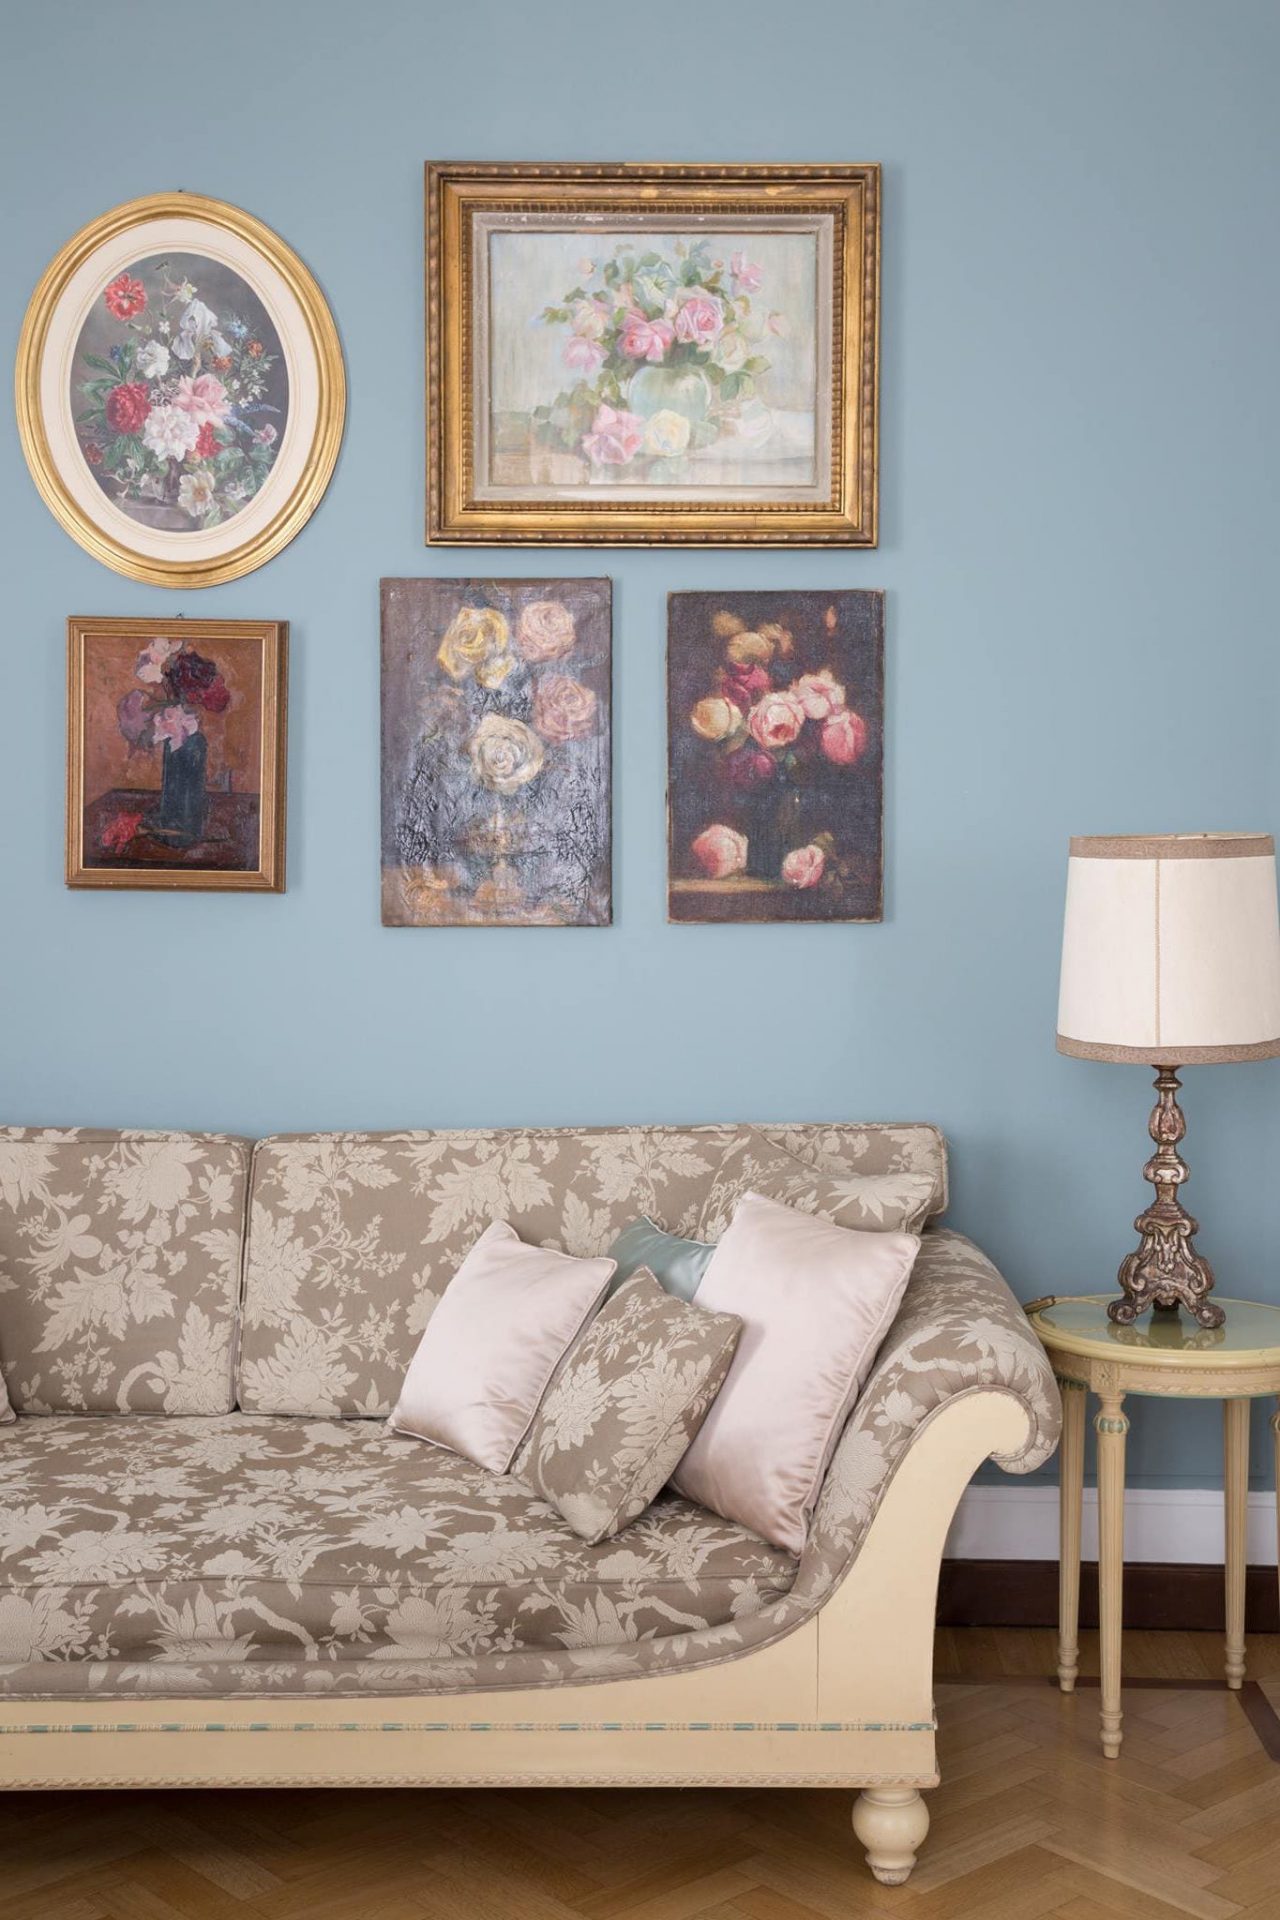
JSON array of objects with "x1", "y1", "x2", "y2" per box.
[{"x1": 939, "y1": 1558, "x2": 1280, "y2": 1632}]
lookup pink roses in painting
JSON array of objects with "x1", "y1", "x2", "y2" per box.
[
  {"x1": 381, "y1": 580, "x2": 612, "y2": 928},
  {"x1": 668, "y1": 591, "x2": 884, "y2": 924},
  {"x1": 73, "y1": 253, "x2": 287, "y2": 532},
  {"x1": 532, "y1": 238, "x2": 782, "y2": 478}
]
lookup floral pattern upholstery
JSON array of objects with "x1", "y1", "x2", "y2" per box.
[
  {"x1": 236, "y1": 1125, "x2": 947, "y2": 1417},
  {"x1": 0, "y1": 1129, "x2": 250, "y2": 1416},
  {"x1": 696, "y1": 1126, "x2": 939, "y2": 1241},
  {"x1": 0, "y1": 1413, "x2": 795, "y2": 1698},
  {"x1": 0, "y1": 1228, "x2": 1059, "y2": 1701},
  {"x1": 513, "y1": 1269, "x2": 742, "y2": 1543}
]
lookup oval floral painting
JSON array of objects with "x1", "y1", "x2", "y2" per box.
[{"x1": 72, "y1": 252, "x2": 289, "y2": 532}]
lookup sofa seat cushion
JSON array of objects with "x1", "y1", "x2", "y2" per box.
[{"x1": 0, "y1": 1414, "x2": 797, "y2": 1696}]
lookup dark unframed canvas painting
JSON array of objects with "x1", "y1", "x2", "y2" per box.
[{"x1": 667, "y1": 589, "x2": 883, "y2": 924}]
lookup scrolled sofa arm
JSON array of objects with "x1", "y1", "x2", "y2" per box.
[{"x1": 798, "y1": 1229, "x2": 1061, "y2": 1597}]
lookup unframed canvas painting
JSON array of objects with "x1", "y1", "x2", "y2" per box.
[
  {"x1": 382, "y1": 579, "x2": 611, "y2": 926},
  {"x1": 667, "y1": 590, "x2": 883, "y2": 923}
]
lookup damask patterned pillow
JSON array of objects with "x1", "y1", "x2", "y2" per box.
[
  {"x1": 515, "y1": 1268, "x2": 742, "y2": 1544},
  {"x1": 0, "y1": 1128, "x2": 250, "y2": 1415},
  {"x1": 697, "y1": 1128, "x2": 937, "y2": 1242}
]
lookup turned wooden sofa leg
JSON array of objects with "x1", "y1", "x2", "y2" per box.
[{"x1": 852, "y1": 1787, "x2": 930, "y2": 1885}]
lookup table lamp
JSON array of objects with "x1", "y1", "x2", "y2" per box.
[{"x1": 1057, "y1": 834, "x2": 1280, "y2": 1327}]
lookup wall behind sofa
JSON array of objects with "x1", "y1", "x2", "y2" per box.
[{"x1": 2, "y1": 0, "x2": 1278, "y2": 1494}]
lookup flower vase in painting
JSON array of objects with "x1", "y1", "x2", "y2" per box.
[
  {"x1": 668, "y1": 591, "x2": 883, "y2": 924},
  {"x1": 381, "y1": 580, "x2": 611, "y2": 927}
]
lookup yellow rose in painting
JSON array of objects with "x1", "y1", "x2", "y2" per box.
[
  {"x1": 437, "y1": 607, "x2": 513, "y2": 689},
  {"x1": 643, "y1": 408, "x2": 691, "y2": 458},
  {"x1": 467, "y1": 714, "x2": 545, "y2": 795},
  {"x1": 711, "y1": 610, "x2": 747, "y2": 639},
  {"x1": 726, "y1": 630, "x2": 775, "y2": 667},
  {"x1": 690, "y1": 695, "x2": 744, "y2": 742}
]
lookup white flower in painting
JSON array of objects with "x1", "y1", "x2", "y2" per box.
[
  {"x1": 142, "y1": 403, "x2": 200, "y2": 463},
  {"x1": 177, "y1": 470, "x2": 216, "y2": 519},
  {"x1": 134, "y1": 635, "x2": 181, "y2": 684},
  {"x1": 136, "y1": 339, "x2": 171, "y2": 379},
  {"x1": 173, "y1": 298, "x2": 231, "y2": 362}
]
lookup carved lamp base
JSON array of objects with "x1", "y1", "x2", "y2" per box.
[{"x1": 1109, "y1": 1066, "x2": 1224, "y2": 1329}]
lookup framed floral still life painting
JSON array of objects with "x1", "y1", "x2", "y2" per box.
[
  {"x1": 382, "y1": 578, "x2": 611, "y2": 927},
  {"x1": 67, "y1": 617, "x2": 287, "y2": 891},
  {"x1": 668, "y1": 590, "x2": 883, "y2": 924},
  {"x1": 17, "y1": 195, "x2": 344, "y2": 587},
  {"x1": 426, "y1": 163, "x2": 879, "y2": 547}
]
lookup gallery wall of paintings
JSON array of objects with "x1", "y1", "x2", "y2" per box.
[{"x1": 16, "y1": 164, "x2": 883, "y2": 922}]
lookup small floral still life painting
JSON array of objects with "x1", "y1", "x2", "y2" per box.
[
  {"x1": 67, "y1": 617, "x2": 286, "y2": 891},
  {"x1": 484, "y1": 230, "x2": 820, "y2": 494},
  {"x1": 72, "y1": 253, "x2": 287, "y2": 532},
  {"x1": 667, "y1": 591, "x2": 883, "y2": 924},
  {"x1": 382, "y1": 580, "x2": 611, "y2": 926}
]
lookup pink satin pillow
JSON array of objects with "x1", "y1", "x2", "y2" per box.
[
  {"x1": 390, "y1": 1221, "x2": 615, "y2": 1473},
  {"x1": 672, "y1": 1191, "x2": 919, "y2": 1554}
]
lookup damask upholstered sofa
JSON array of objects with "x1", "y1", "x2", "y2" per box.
[{"x1": 0, "y1": 1122, "x2": 1059, "y2": 1885}]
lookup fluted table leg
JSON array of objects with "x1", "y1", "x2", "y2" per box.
[
  {"x1": 1095, "y1": 1386, "x2": 1128, "y2": 1758},
  {"x1": 1057, "y1": 1379, "x2": 1086, "y2": 1692},
  {"x1": 1224, "y1": 1399, "x2": 1250, "y2": 1689}
]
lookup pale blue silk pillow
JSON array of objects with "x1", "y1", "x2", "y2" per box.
[{"x1": 607, "y1": 1217, "x2": 715, "y2": 1304}]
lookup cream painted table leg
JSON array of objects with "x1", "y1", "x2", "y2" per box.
[
  {"x1": 1057, "y1": 1379, "x2": 1086, "y2": 1692},
  {"x1": 1095, "y1": 1385, "x2": 1128, "y2": 1759},
  {"x1": 1272, "y1": 1403, "x2": 1280, "y2": 1656},
  {"x1": 1223, "y1": 1399, "x2": 1250, "y2": 1690}
]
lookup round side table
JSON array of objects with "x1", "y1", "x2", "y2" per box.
[{"x1": 1026, "y1": 1295, "x2": 1280, "y2": 1759}]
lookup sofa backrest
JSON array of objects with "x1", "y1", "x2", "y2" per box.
[
  {"x1": 235, "y1": 1123, "x2": 947, "y2": 1417},
  {"x1": 0, "y1": 1127, "x2": 251, "y2": 1414}
]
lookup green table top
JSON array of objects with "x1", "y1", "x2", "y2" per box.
[{"x1": 1027, "y1": 1294, "x2": 1280, "y2": 1370}]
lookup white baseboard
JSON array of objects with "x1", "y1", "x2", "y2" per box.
[{"x1": 947, "y1": 1483, "x2": 1278, "y2": 1566}]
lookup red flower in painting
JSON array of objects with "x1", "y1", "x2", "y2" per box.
[
  {"x1": 246, "y1": 339, "x2": 264, "y2": 358},
  {"x1": 99, "y1": 808, "x2": 145, "y2": 855},
  {"x1": 82, "y1": 441, "x2": 103, "y2": 465},
  {"x1": 105, "y1": 382, "x2": 151, "y2": 435},
  {"x1": 104, "y1": 273, "x2": 147, "y2": 320},
  {"x1": 193, "y1": 421, "x2": 220, "y2": 460},
  {"x1": 200, "y1": 677, "x2": 231, "y2": 714}
]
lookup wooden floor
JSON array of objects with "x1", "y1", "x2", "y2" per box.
[{"x1": 3, "y1": 1631, "x2": 1280, "y2": 1920}]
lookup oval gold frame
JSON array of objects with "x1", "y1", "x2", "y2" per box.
[{"x1": 15, "y1": 193, "x2": 345, "y2": 588}]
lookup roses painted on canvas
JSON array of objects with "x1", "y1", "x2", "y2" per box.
[
  {"x1": 667, "y1": 591, "x2": 884, "y2": 924},
  {"x1": 382, "y1": 580, "x2": 612, "y2": 929}
]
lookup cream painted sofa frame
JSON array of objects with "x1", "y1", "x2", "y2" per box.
[{"x1": 0, "y1": 1386, "x2": 1026, "y2": 1885}]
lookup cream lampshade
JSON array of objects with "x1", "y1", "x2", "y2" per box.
[{"x1": 1057, "y1": 834, "x2": 1280, "y2": 1328}]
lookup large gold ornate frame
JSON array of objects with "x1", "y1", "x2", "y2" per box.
[{"x1": 426, "y1": 163, "x2": 880, "y2": 547}]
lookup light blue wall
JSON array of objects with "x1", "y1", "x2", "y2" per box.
[{"x1": 3, "y1": 1, "x2": 1278, "y2": 1488}]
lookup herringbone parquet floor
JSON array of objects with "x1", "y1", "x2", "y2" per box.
[{"x1": 3, "y1": 1631, "x2": 1279, "y2": 1920}]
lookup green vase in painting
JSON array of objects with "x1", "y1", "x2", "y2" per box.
[{"x1": 626, "y1": 363, "x2": 713, "y2": 433}]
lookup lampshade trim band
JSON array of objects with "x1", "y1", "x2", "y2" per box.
[
  {"x1": 1057, "y1": 1034, "x2": 1280, "y2": 1065},
  {"x1": 1068, "y1": 835, "x2": 1274, "y2": 861}
]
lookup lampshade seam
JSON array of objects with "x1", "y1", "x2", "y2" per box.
[{"x1": 1154, "y1": 857, "x2": 1162, "y2": 1050}]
